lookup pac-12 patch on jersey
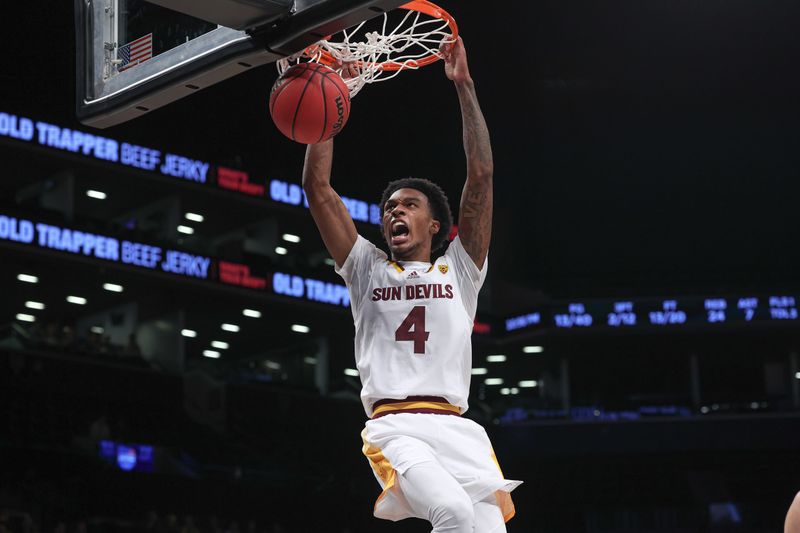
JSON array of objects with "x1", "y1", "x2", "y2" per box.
[{"x1": 438, "y1": 264, "x2": 449, "y2": 274}]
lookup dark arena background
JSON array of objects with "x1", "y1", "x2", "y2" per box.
[{"x1": 2, "y1": 0, "x2": 800, "y2": 532}]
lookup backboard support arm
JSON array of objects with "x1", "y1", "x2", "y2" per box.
[{"x1": 75, "y1": 0, "x2": 407, "y2": 128}]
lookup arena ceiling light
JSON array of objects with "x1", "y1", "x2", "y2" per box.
[
  {"x1": 510, "y1": 388, "x2": 519, "y2": 395},
  {"x1": 181, "y1": 329, "x2": 197, "y2": 338},
  {"x1": 282, "y1": 233, "x2": 301, "y2": 243},
  {"x1": 484, "y1": 378, "x2": 504, "y2": 386},
  {"x1": 211, "y1": 340, "x2": 229, "y2": 350},
  {"x1": 17, "y1": 274, "x2": 38, "y2": 284},
  {"x1": 275, "y1": 246, "x2": 288, "y2": 255},
  {"x1": 796, "y1": 372, "x2": 800, "y2": 380},
  {"x1": 177, "y1": 225, "x2": 195, "y2": 235},
  {"x1": 471, "y1": 368, "x2": 488, "y2": 375},
  {"x1": 90, "y1": 326, "x2": 105, "y2": 334},
  {"x1": 24, "y1": 301, "x2": 45, "y2": 310},
  {"x1": 500, "y1": 388, "x2": 510, "y2": 395},
  {"x1": 203, "y1": 350, "x2": 221, "y2": 359},
  {"x1": 303, "y1": 357, "x2": 317, "y2": 365},
  {"x1": 185, "y1": 212, "x2": 204, "y2": 223},
  {"x1": 66, "y1": 296, "x2": 87, "y2": 305},
  {"x1": 486, "y1": 354, "x2": 506, "y2": 363},
  {"x1": 86, "y1": 189, "x2": 107, "y2": 200},
  {"x1": 221, "y1": 323, "x2": 240, "y2": 333},
  {"x1": 103, "y1": 283, "x2": 124, "y2": 293},
  {"x1": 242, "y1": 309, "x2": 261, "y2": 318},
  {"x1": 16, "y1": 313, "x2": 35, "y2": 323},
  {"x1": 264, "y1": 361, "x2": 281, "y2": 370},
  {"x1": 522, "y1": 345, "x2": 544, "y2": 354},
  {"x1": 324, "y1": 258, "x2": 336, "y2": 267},
  {"x1": 519, "y1": 380, "x2": 538, "y2": 388},
  {"x1": 291, "y1": 324, "x2": 310, "y2": 333},
  {"x1": 344, "y1": 368, "x2": 359, "y2": 377}
]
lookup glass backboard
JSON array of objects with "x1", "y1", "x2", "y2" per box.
[{"x1": 75, "y1": 0, "x2": 408, "y2": 128}]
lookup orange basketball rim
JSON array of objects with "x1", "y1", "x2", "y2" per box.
[{"x1": 314, "y1": 0, "x2": 459, "y2": 71}]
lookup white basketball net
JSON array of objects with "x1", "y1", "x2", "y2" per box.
[{"x1": 277, "y1": 7, "x2": 456, "y2": 98}]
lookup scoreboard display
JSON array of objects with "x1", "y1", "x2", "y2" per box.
[{"x1": 506, "y1": 296, "x2": 799, "y2": 333}]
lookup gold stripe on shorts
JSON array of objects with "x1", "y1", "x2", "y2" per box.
[
  {"x1": 371, "y1": 400, "x2": 461, "y2": 419},
  {"x1": 491, "y1": 449, "x2": 516, "y2": 523},
  {"x1": 361, "y1": 428, "x2": 397, "y2": 511}
]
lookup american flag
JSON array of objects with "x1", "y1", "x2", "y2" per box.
[{"x1": 118, "y1": 33, "x2": 153, "y2": 72}]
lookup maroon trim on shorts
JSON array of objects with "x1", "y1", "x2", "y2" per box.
[
  {"x1": 372, "y1": 407, "x2": 461, "y2": 419},
  {"x1": 372, "y1": 396, "x2": 450, "y2": 409},
  {"x1": 371, "y1": 396, "x2": 461, "y2": 419}
]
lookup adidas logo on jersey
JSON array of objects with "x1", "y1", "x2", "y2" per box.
[{"x1": 407, "y1": 271, "x2": 420, "y2": 279}]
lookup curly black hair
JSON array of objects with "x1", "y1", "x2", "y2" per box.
[{"x1": 379, "y1": 177, "x2": 454, "y2": 253}]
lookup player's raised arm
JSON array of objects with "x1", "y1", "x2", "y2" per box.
[
  {"x1": 302, "y1": 139, "x2": 358, "y2": 267},
  {"x1": 444, "y1": 37, "x2": 493, "y2": 269}
]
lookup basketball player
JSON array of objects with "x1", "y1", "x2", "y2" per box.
[{"x1": 302, "y1": 37, "x2": 521, "y2": 532}]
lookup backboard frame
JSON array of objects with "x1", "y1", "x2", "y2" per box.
[{"x1": 75, "y1": 0, "x2": 409, "y2": 128}]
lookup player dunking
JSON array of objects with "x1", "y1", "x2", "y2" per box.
[{"x1": 302, "y1": 37, "x2": 521, "y2": 532}]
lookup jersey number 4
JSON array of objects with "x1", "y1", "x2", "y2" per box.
[{"x1": 395, "y1": 306, "x2": 430, "y2": 354}]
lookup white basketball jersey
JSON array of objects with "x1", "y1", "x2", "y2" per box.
[{"x1": 336, "y1": 235, "x2": 487, "y2": 417}]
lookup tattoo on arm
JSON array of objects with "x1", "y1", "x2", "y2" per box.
[
  {"x1": 459, "y1": 180, "x2": 492, "y2": 264},
  {"x1": 456, "y1": 81, "x2": 493, "y2": 266},
  {"x1": 460, "y1": 88, "x2": 493, "y2": 175}
]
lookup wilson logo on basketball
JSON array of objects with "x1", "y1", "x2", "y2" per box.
[
  {"x1": 269, "y1": 62, "x2": 351, "y2": 144},
  {"x1": 331, "y1": 95, "x2": 345, "y2": 134}
]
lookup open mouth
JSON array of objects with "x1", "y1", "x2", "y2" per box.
[{"x1": 390, "y1": 221, "x2": 409, "y2": 245}]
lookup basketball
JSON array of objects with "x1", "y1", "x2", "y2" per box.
[{"x1": 269, "y1": 62, "x2": 351, "y2": 144}]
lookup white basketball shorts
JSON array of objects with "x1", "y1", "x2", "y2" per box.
[{"x1": 361, "y1": 412, "x2": 522, "y2": 523}]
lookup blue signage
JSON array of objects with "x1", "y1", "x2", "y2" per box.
[
  {"x1": 269, "y1": 179, "x2": 381, "y2": 225},
  {"x1": 737, "y1": 297, "x2": 758, "y2": 321},
  {"x1": 505, "y1": 292, "x2": 800, "y2": 335},
  {"x1": 0, "y1": 113, "x2": 35, "y2": 141},
  {"x1": 0, "y1": 215, "x2": 35, "y2": 243},
  {"x1": 270, "y1": 179, "x2": 306, "y2": 206},
  {"x1": 160, "y1": 154, "x2": 209, "y2": 182},
  {"x1": 0, "y1": 214, "x2": 210, "y2": 280},
  {"x1": 554, "y1": 303, "x2": 593, "y2": 328},
  {"x1": 35, "y1": 120, "x2": 119, "y2": 162},
  {"x1": 120, "y1": 142, "x2": 161, "y2": 171},
  {"x1": 99, "y1": 440, "x2": 154, "y2": 473},
  {"x1": 0, "y1": 112, "x2": 210, "y2": 183},
  {"x1": 608, "y1": 301, "x2": 636, "y2": 327},
  {"x1": 0, "y1": 213, "x2": 354, "y2": 310},
  {"x1": 36, "y1": 222, "x2": 120, "y2": 260},
  {"x1": 273, "y1": 272, "x2": 350, "y2": 307},
  {"x1": 648, "y1": 299, "x2": 687, "y2": 326},
  {"x1": 769, "y1": 296, "x2": 798, "y2": 320},
  {"x1": 121, "y1": 241, "x2": 160, "y2": 268},
  {"x1": 1, "y1": 112, "x2": 385, "y2": 220},
  {"x1": 505, "y1": 312, "x2": 542, "y2": 332},
  {"x1": 704, "y1": 298, "x2": 727, "y2": 323}
]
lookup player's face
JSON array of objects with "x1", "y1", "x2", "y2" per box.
[{"x1": 382, "y1": 188, "x2": 440, "y2": 261}]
